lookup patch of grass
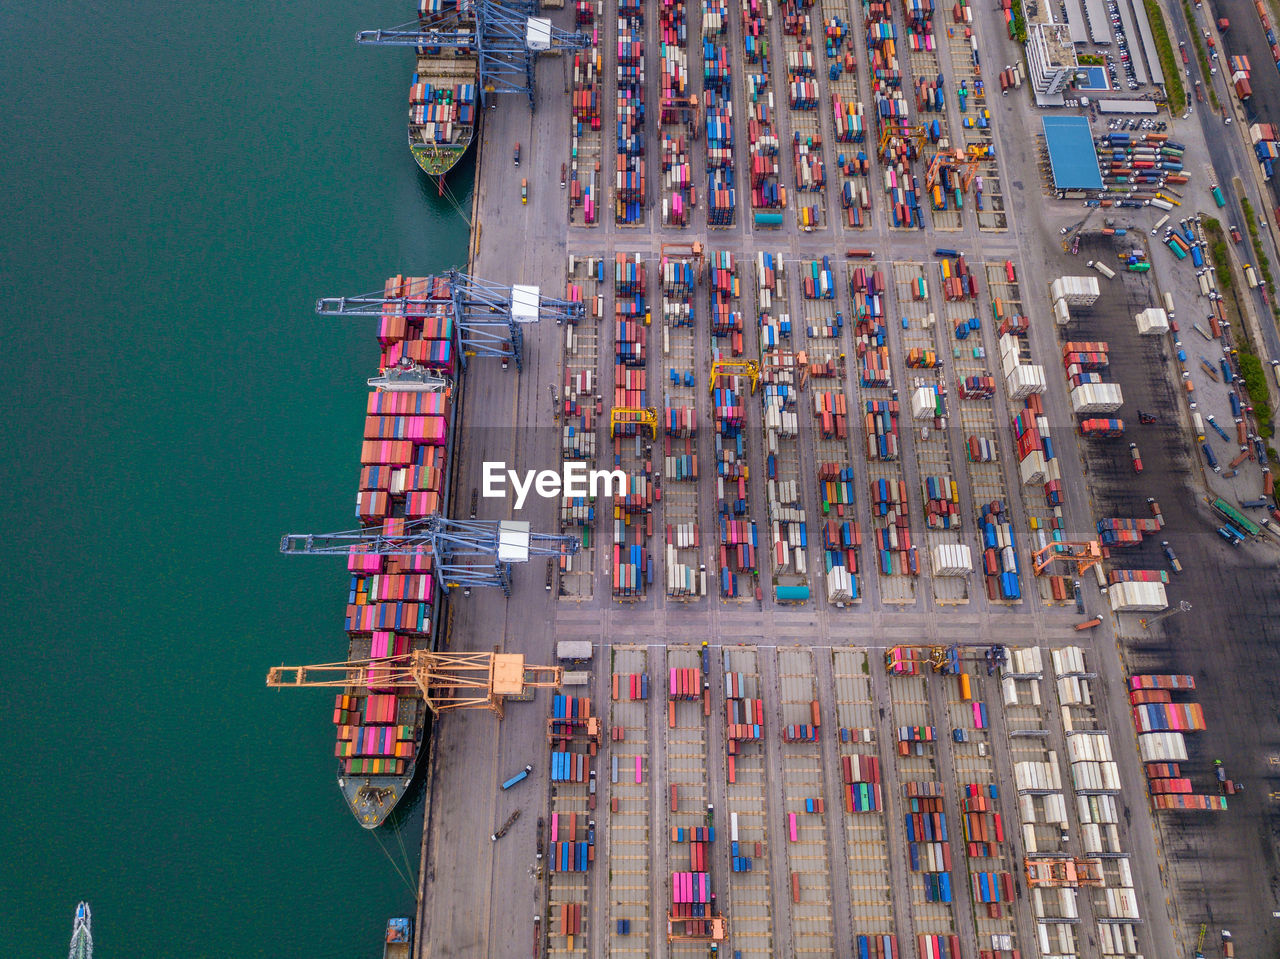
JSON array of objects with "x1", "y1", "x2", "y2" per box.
[
  {"x1": 1011, "y1": 0, "x2": 1027, "y2": 42},
  {"x1": 1238, "y1": 351, "x2": 1274, "y2": 437},
  {"x1": 1203, "y1": 219, "x2": 1233, "y2": 290},
  {"x1": 1078, "y1": 53, "x2": 1105, "y2": 66},
  {"x1": 1240, "y1": 196, "x2": 1279, "y2": 319},
  {"x1": 1211, "y1": 207, "x2": 1276, "y2": 436},
  {"x1": 1145, "y1": 0, "x2": 1187, "y2": 109}
]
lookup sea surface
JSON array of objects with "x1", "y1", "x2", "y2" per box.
[{"x1": 0, "y1": 2, "x2": 472, "y2": 955}]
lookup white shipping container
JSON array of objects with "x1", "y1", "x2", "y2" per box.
[
  {"x1": 1007, "y1": 363, "x2": 1047, "y2": 398},
  {"x1": 1138, "y1": 731, "x2": 1188, "y2": 762},
  {"x1": 1135, "y1": 307, "x2": 1170, "y2": 335},
  {"x1": 1071, "y1": 382, "x2": 1125, "y2": 413},
  {"x1": 930, "y1": 543, "x2": 972, "y2": 575},
  {"x1": 1108, "y1": 580, "x2": 1168, "y2": 611}
]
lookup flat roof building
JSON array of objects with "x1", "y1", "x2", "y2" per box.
[
  {"x1": 1042, "y1": 115, "x2": 1104, "y2": 191},
  {"x1": 1027, "y1": 22, "x2": 1078, "y2": 102}
]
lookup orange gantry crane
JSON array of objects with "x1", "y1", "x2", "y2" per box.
[
  {"x1": 659, "y1": 240, "x2": 706, "y2": 281},
  {"x1": 925, "y1": 149, "x2": 980, "y2": 192},
  {"x1": 1031, "y1": 540, "x2": 1104, "y2": 577},
  {"x1": 266, "y1": 650, "x2": 562, "y2": 719},
  {"x1": 1025, "y1": 857, "x2": 1104, "y2": 887},
  {"x1": 667, "y1": 915, "x2": 727, "y2": 943}
]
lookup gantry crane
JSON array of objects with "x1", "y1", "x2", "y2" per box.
[
  {"x1": 708, "y1": 358, "x2": 760, "y2": 394},
  {"x1": 925, "y1": 149, "x2": 980, "y2": 192},
  {"x1": 610, "y1": 406, "x2": 658, "y2": 438},
  {"x1": 878, "y1": 123, "x2": 929, "y2": 161},
  {"x1": 317, "y1": 267, "x2": 585, "y2": 372},
  {"x1": 1024, "y1": 857, "x2": 1104, "y2": 887},
  {"x1": 1031, "y1": 540, "x2": 1104, "y2": 577},
  {"x1": 659, "y1": 94, "x2": 701, "y2": 137},
  {"x1": 659, "y1": 241, "x2": 706, "y2": 281},
  {"x1": 667, "y1": 915, "x2": 727, "y2": 943},
  {"x1": 357, "y1": 1, "x2": 591, "y2": 109},
  {"x1": 266, "y1": 649, "x2": 563, "y2": 719},
  {"x1": 280, "y1": 517, "x2": 579, "y2": 597}
]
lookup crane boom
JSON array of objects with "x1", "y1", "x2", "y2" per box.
[
  {"x1": 357, "y1": 5, "x2": 591, "y2": 108},
  {"x1": 267, "y1": 650, "x2": 563, "y2": 718}
]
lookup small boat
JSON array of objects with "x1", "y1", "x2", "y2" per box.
[
  {"x1": 384, "y1": 917, "x2": 413, "y2": 959},
  {"x1": 69, "y1": 902, "x2": 92, "y2": 959}
]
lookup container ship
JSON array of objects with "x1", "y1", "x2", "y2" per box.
[
  {"x1": 335, "y1": 274, "x2": 460, "y2": 828},
  {"x1": 408, "y1": 0, "x2": 480, "y2": 185}
]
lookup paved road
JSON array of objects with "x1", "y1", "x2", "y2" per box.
[{"x1": 1169, "y1": 0, "x2": 1280, "y2": 366}]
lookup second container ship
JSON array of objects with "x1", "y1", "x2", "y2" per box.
[
  {"x1": 408, "y1": 1, "x2": 480, "y2": 185},
  {"x1": 334, "y1": 274, "x2": 460, "y2": 827}
]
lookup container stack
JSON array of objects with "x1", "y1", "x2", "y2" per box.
[
  {"x1": 1107, "y1": 580, "x2": 1168, "y2": 611},
  {"x1": 613, "y1": 253, "x2": 652, "y2": 600},
  {"x1": 855, "y1": 936, "x2": 899, "y2": 959},
  {"x1": 841, "y1": 754, "x2": 883, "y2": 811},
  {"x1": 615, "y1": 0, "x2": 647, "y2": 225},
  {"x1": 921, "y1": 474, "x2": 959, "y2": 528},
  {"x1": 885, "y1": 645, "x2": 924, "y2": 674},
  {"x1": 903, "y1": 782, "x2": 952, "y2": 902},
  {"x1": 710, "y1": 251, "x2": 745, "y2": 351},
  {"x1": 850, "y1": 266, "x2": 889, "y2": 386},
  {"x1": 1250, "y1": 122, "x2": 1279, "y2": 179},
  {"x1": 959, "y1": 783, "x2": 1005, "y2": 858},
  {"x1": 714, "y1": 418, "x2": 758, "y2": 598},
  {"x1": 658, "y1": 0, "x2": 693, "y2": 226},
  {"x1": 821, "y1": 509, "x2": 861, "y2": 602},
  {"x1": 936, "y1": 255, "x2": 978, "y2": 301},
  {"x1": 1095, "y1": 516, "x2": 1161, "y2": 548},
  {"x1": 792, "y1": 133, "x2": 827, "y2": 197},
  {"x1": 549, "y1": 813, "x2": 594, "y2": 870},
  {"x1": 379, "y1": 274, "x2": 457, "y2": 375},
  {"x1": 724, "y1": 670, "x2": 764, "y2": 748},
  {"x1": 930, "y1": 543, "x2": 971, "y2": 575},
  {"x1": 662, "y1": 256, "x2": 703, "y2": 598},
  {"x1": 1047, "y1": 276, "x2": 1100, "y2": 325},
  {"x1": 864, "y1": 400, "x2": 901, "y2": 460},
  {"x1": 745, "y1": 74, "x2": 783, "y2": 214},
  {"x1": 1063, "y1": 341, "x2": 1123, "y2": 414},
  {"x1": 671, "y1": 872, "x2": 713, "y2": 916},
  {"x1": 613, "y1": 672, "x2": 650, "y2": 701},
  {"x1": 704, "y1": 30, "x2": 737, "y2": 227},
  {"x1": 334, "y1": 691, "x2": 415, "y2": 777},
  {"x1": 1128, "y1": 673, "x2": 1221, "y2": 803},
  {"x1": 763, "y1": 364, "x2": 808, "y2": 582},
  {"x1": 832, "y1": 94, "x2": 866, "y2": 142},
  {"x1": 742, "y1": 0, "x2": 780, "y2": 220},
  {"x1": 407, "y1": 78, "x2": 474, "y2": 144},
  {"x1": 979, "y1": 501, "x2": 1020, "y2": 601},
  {"x1": 568, "y1": 8, "x2": 602, "y2": 223},
  {"x1": 669, "y1": 667, "x2": 703, "y2": 700},
  {"x1": 1230, "y1": 53, "x2": 1252, "y2": 101}
]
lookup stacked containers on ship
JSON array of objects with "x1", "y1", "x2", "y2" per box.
[{"x1": 339, "y1": 272, "x2": 458, "y2": 778}]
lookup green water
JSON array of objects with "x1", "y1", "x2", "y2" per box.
[{"x1": 0, "y1": 2, "x2": 472, "y2": 955}]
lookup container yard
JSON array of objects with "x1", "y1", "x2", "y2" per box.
[{"x1": 271, "y1": 0, "x2": 1280, "y2": 955}]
